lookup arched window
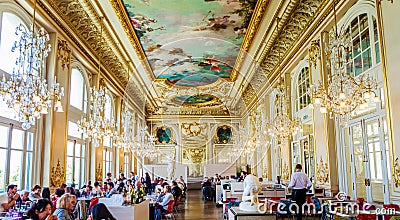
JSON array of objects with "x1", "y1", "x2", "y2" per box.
[
  {"x1": 0, "y1": 9, "x2": 34, "y2": 192},
  {"x1": 66, "y1": 66, "x2": 88, "y2": 186},
  {"x1": 345, "y1": 13, "x2": 380, "y2": 76},
  {"x1": 297, "y1": 67, "x2": 310, "y2": 111}
]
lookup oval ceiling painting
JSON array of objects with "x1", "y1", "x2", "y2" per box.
[
  {"x1": 123, "y1": 0, "x2": 257, "y2": 87},
  {"x1": 172, "y1": 94, "x2": 217, "y2": 106},
  {"x1": 158, "y1": 57, "x2": 233, "y2": 87}
]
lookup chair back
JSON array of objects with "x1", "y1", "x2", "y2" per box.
[
  {"x1": 88, "y1": 197, "x2": 99, "y2": 211},
  {"x1": 174, "y1": 195, "x2": 181, "y2": 207},
  {"x1": 166, "y1": 200, "x2": 175, "y2": 214}
]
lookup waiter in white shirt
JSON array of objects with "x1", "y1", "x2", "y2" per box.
[{"x1": 288, "y1": 164, "x2": 312, "y2": 220}]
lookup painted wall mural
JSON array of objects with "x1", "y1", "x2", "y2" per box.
[{"x1": 123, "y1": 0, "x2": 256, "y2": 87}]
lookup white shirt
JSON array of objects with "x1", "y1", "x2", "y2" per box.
[
  {"x1": 159, "y1": 193, "x2": 174, "y2": 210},
  {"x1": 0, "y1": 193, "x2": 9, "y2": 212},
  {"x1": 288, "y1": 171, "x2": 312, "y2": 189}
]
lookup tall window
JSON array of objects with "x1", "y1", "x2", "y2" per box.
[
  {"x1": 345, "y1": 13, "x2": 380, "y2": 76},
  {"x1": 0, "y1": 12, "x2": 25, "y2": 74},
  {"x1": 0, "y1": 11, "x2": 34, "y2": 192},
  {"x1": 0, "y1": 124, "x2": 34, "y2": 192},
  {"x1": 103, "y1": 148, "x2": 113, "y2": 175},
  {"x1": 297, "y1": 67, "x2": 310, "y2": 111},
  {"x1": 124, "y1": 153, "x2": 130, "y2": 176},
  {"x1": 67, "y1": 67, "x2": 88, "y2": 186},
  {"x1": 103, "y1": 93, "x2": 114, "y2": 176}
]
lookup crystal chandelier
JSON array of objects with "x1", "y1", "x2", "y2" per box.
[
  {"x1": 113, "y1": 110, "x2": 135, "y2": 152},
  {"x1": 77, "y1": 82, "x2": 115, "y2": 147},
  {"x1": 133, "y1": 126, "x2": 161, "y2": 159},
  {"x1": 0, "y1": 0, "x2": 64, "y2": 130},
  {"x1": 310, "y1": 0, "x2": 379, "y2": 118},
  {"x1": 267, "y1": 81, "x2": 302, "y2": 140}
]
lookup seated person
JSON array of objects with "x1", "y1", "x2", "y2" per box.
[
  {"x1": 19, "y1": 190, "x2": 32, "y2": 204},
  {"x1": 105, "y1": 182, "x2": 117, "y2": 198},
  {"x1": 80, "y1": 185, "x2": 92, "y2": 198},
  {"x1": 171, "y1": 181, "x2": 182, "y2": 199},
  {"x1": 27, "y1": 199, "x2": 57, "y2": 220},
  {"x1": 92, "y1": 182, "x2": 103, "y2": 197},
  {"x1": 29, "y1": 185, "x2": 42, "y2": 202},
  {"x1": 53, "y1": 193, "x2": 77, "y2": 220},
  {"x1": 88, "y1": 203, "x2": 116, "y2": 220},
  {"x1": 154, "y1": 185, "x2": 174, "y2": 220},
  {"x1": 0, "y1": 184, "x2": 19, "y2": 212}
]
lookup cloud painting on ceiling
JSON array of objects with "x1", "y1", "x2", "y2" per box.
[
  {"x1": 123, "y1": 0, "x2": 256, "y2": 87},
  {"x1": 172, "y1": 94, "x2": 216, "y2": 105}
]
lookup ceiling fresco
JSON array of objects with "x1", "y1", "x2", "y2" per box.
[
  {"x1": 172, "y1": 94, "x2": 219, "y2": 106},
  {"x1": 123, "y1": 0, "x2": 255, "y2": 87}
]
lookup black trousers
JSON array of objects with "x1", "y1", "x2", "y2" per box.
[{"x1": 292, "y1": 188, "x2": 307, "y2": 220}]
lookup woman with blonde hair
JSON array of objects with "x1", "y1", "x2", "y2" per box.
[{"x1": 53, "y1": 193, "x2": 77, "y2": 220}]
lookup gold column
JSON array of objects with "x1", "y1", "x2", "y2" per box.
[
  {"x1": 375, "y1": 0, "x2": 400, "y2": 197},
  {"x1": 45, "y1": 36, "x2": 71, "y2": 188},
  {"x1": 320, "y1": 32, "x2": 338, "y2": 193}
]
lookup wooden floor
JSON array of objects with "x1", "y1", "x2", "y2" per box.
[{"x1": 173, "y1": 190, "x2": 222, "y2": 220}]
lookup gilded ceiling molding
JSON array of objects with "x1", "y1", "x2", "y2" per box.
[
  {"x1": 108, "y1": 0, "x2": 155, "y2": 80},
  {"x1": 57, "y1": 39, "x2": 71, "y2": 70},
  {"x1": 230, "y1": 0, "x2": 271, "y2": 81},
  {"x1": 146, "y1": 105, "x2": 230, "y2": 117},
  {"x1": 44, "y1": 0, "x2": 129, "y2": 86},
  {"x1": 241, "y1": 0, "x2": 327, "y2": 109},
  {"x1": 43, "y1": 0, "x2": 147, "y2": 108}
]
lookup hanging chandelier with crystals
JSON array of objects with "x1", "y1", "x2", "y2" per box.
[
  {"x1": 267, "y1": 81, "x2": 302, "y2": 140},
  {"x1": 0, "y1": 2, "x2": 64, "y2": 130},
  {"x1": 113, "y1": 110, "x2": 135, "y2": 151},
  {"x1": 309, "y1": 0, "x2": 379, "y2": 118},
  {"x1": 77, "y1": 82, "x2": 115, "y2": 147},
  {"x1": 133, "y1": 126, "x2": 161, "y2": 159}
]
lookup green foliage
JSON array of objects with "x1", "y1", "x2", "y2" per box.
[{"x1": 231, "y1": 0, "x2": 258, "y2": 28}]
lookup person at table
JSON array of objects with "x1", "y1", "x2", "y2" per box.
[
  {"x1": 104, "y1": 172, "x2": 112, "y2": 182},
  {"x1": 119, "y1": 173, "x2": 127, "y2": 182},
  {"x1": 288, "y1": 164, "x2": 312, "y2": 220},
  {"x1": 42, "y1": 188, "x2": 51, "y2": 201},
  {"x1": 105, "y1": 182, "x2": 117, "y2": 198},
  {"x1": 116, "y1": 179, "x2": 125, "y2": 193},
  {"x1": 145, "y1": 172, "x2": 152, "y2": 195},
  {"x1": 87, "y1": 203, "x2": 116, "y2": 220},
  {"x1": 154, "y1": 185, "x2": 174, "y2": 220},
  {"x1": 20, "y1": 190, "x2": 32, "y2": 204},
  {"x1": 171, "y1": 181, "x2": 182, "y2": 200},
  {"x1": 0, "y1": 184, "x2": 20, "y2": 212},
  {"x1": 80, "y1": 185, "x2": 92, "y2": 198},
  {"x1": 30, "y1": 185, "x2": 42, "y2": 202},
  {"x1": 91, "y1": 182, "x2": 103, "y2": 197},
  {"x1": 27, "y1": 199, "x2": 57, "y2": 220},
  {"x1": 53, "y1": 193, "x2": 77, "y2": 220}
]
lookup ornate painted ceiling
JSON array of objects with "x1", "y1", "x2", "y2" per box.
[
  {"x1": 123, "y1": 0, "x2": 252, "y2": 88},
  {"x1": 39, "y1": 0, "x2": 332, "y2": 117}
]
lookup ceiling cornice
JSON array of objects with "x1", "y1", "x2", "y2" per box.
[
  {"x1": 40, "y1": 0, "x2": 146, "y2": 114},
  {"x1": 241, "y1": 0, "x2": 328, "y2": 110}
]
